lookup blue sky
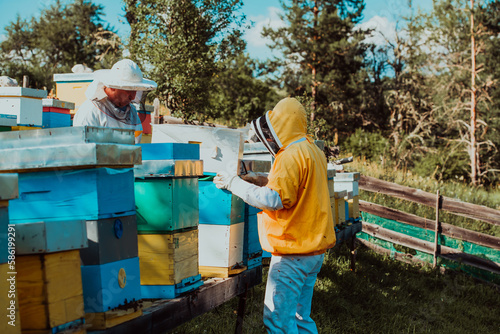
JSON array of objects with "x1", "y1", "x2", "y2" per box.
[{"x1": 0, "y1": 0, "x2": 433, "y2": 60}]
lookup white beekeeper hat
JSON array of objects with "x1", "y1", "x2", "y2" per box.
[{"x1": 85, "y1": 59, "x2": 157, "y2": 100}]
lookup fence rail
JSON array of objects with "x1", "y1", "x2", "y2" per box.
[{"x1": 357, "y1": 175, "x2": 500, "y2": 283}]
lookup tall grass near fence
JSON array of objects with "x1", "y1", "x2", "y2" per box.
[
  {"x1": 172, "y1": 244, "x2": 500, "y2": 334},
  {"x1": 344, "y1": 157, "x2": 500, "y2": 237}
]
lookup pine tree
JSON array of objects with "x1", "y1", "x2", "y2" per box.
[{"x1": 262, "y1": 0, "x2": 368, "y2": 143}]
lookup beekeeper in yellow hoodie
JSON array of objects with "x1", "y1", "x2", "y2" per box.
[{"x1": 214, "y1": 97, "x2": 335, "y2": 334}]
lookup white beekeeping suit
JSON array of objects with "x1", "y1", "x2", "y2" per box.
[{"x1": 73, "y1": 59, "x2": 157, "y2": 144}]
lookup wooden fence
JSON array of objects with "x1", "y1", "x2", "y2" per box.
[{"x1": 356, "y1": 175, "x2": 500, "y2": 284}]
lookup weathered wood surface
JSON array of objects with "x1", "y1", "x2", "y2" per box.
[
  {"x1": 359, "y1": 175, "x2": 500, "y2": 225},
  {"x1": 361, "y1": 221, "x2": 500, "y2": 274},
  {"x1": 359, "y1": 200, "x2": 500, "y2": 250},
  {"x1": 89, "y1": 265, "x2": 262, "y2": 334}
]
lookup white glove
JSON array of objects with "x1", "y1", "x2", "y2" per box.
[
  {"x1": 214, "y1": 172, "x2": 283, "y2": 211},
  {"x1": 213, "y1": 172, "x2": 238, "y2": 190}
]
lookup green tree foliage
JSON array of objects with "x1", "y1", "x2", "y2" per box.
[
  {"x1": 262, "y1": 0, "x2": 369, "y2": 143},
  {"x1": 0, "y1": 0, "x2": 122, "y2": 91},
  {"x1": 210, "y1": 50, "x2": 280, "y2": 127},
  {"x1": 125, "y1": 0, "x2": 274, "y2": 123}
]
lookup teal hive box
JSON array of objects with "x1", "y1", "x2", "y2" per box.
[
  {"x1": 135, "y1": 177, "x2": 199, "y2": 233},
  {"x1": 243, "y1": 204, "x2": 262, "y2": 265},
  {"x1": 9, "y1": 168, "x2": 135, "y2": 222},
  {"x1": 138, "y1": 143, "x2": 200, "y2": 160},
  {"x1": 81, "y1": 257, "x2": 141, "y2": 313},
  {"x1": 0, "y1": 207, "x2": 9, "y2": 263},
  {"x1": 199, "y1": 179, "x2": 245, "y2": 225}
]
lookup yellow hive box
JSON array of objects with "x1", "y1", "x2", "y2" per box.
[
  {"x1": 1, "y1": 263, "x2": 21, "y2": 334},
  {"x1": 348, "y1": 195, "x2": 360, "y2": 219},
  {"x1": 53, "y1": 73, "x2": 94, "y2": 114},
  {"x1": 332, "y1": 190, "x2": 347, "y2": 226},
  {"x1": 138, "y1": 229, "x2": 199, "y2": 286},
  {"x1": 16, "y1": 250, "x2": 84, "y2": 331}
]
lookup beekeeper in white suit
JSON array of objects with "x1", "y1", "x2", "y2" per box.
[{"x1": 73, "y1": 59, "x2": 157, "y2": 144}]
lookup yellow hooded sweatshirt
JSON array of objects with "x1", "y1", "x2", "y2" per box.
[{"x1": 252, "y1": 97, "x2": 336, "y2": 255}]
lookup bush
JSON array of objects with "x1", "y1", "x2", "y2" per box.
[{"x1": 341, "y1": 129, "x2": 390, "y2": 161}]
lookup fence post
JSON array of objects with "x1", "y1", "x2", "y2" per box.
[{"x1": 433, "y1": 190, "x2": 441, "y2": 268}]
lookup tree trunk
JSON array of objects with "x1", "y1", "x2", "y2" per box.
[{"x1": 470, "y1": 0, "x2": 478, "y2": 185}]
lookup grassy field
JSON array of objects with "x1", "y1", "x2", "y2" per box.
[
  {"x1": 172, "y1": 243, "x2": 500, "y2": 334},
  {"x1": 171, "y1": 158, "x2": 500, "y2": 333}
]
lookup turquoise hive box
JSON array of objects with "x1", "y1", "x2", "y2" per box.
[
  {"x1": 199, "y1": 179, "x2": 245, "y2": 225},
  {"x1": 134, "y1": 143, "x2": 202, "y2": 233}
]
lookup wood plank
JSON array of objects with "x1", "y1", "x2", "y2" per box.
[
  {"x1": 85, "y1": 308, "x2": 143, "y2": 330},
  {"x1": 359, "y1": 175, "x2": 500, "y2": 225},
  {"x1": 91, "y1": 266, "x2": 262, "y2": 334},
  {"x1": 361, "y1": 221, "x2": 500, "y2": 272},
  {"x1": 199, "y1": 265, "x2": 247, "y2": 278},
  {"x1": 360, "y1": 200, "x2": 500, "y2": 250},
  {"x1": 356, "y1": 238, "x2": 429, "y2": 266}
]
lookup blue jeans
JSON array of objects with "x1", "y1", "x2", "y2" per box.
[{"x1": 263, "y1": 253, "x2": 325, "y2": 334}]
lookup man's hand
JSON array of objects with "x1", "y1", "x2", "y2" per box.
[{"x1": 213, "y1": 172, "x2": 238, "y2": 190}]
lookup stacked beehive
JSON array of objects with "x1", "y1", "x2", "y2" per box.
[
  {"x1": 0, "y1": 174, "x2": 21, "y2": 334},
  {"x1": 334, "y1": 172, "x2": 361, "y2": 224},
  {"x1": 152, "y1": 124, "x2": 248, "y2": 278},
  {"x1": 0, "y1": 126, "x2": 143, "y2": 332},
  {"x1": 0, "y1": 87, "x2": 47, "y2": 130},
  {"x1": 53, "y1": 72, "x2": 94, "y2": 114},
  {"x1": 134, "y1": 143, "x2": 204, "y2": 298},
  {"x1": 131, "y1": 102, "x2": 154, "y2": 144},
  {"x1": 42, "y1": 98, "x2": 75, "y2": 128}
]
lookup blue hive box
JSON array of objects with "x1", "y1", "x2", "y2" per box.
[
  {"x1": 81, "y1": 257, "x2": 141, "y2": 313},
  {"x1": 244, "y1": 204, "x2": 262, "y2": 260},
  {"x1": 9, "y1": 168, "x2": 135, "y2": 223},
  {"x1": 199, "y1": 179, "x2": 245, "y2": 225},
  {"x1": 42, "y1": 111, "x2": 71, "y2": 128},
  {"x1": 139, "y1": 143, "x2": 200, "y2": 161},
  {"x1": 0, "y1": 206, "x2": 9, "y2": 264},
  {"x1": 140, "y1": 274, "x2": 203, "y2": 299}
]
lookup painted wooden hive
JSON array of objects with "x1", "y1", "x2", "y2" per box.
[
  {"x1": 0, "y1": 87, "x2": 47, "y2": 127},
  {"x1": 134, "y1": 143, "x2": 203, "y2": 298},
  {"x1": 243, "y1": 204, "x2": 263, "y2": 269},
  {"x1": 0, "y1": 174, "x2": 21, "y2": 334},
  {"x1": 334, "y1": 172, "x2": 361, "y2": 224},
  {"x1": 42, "y1": 98, "x2": 74, "y2": 128},
  {"x1": 151, "y1": 125, "x2": 248, "y2": 278},
  {"x1": 0, "y1": 127, "x2": 143, "y2": 330}
]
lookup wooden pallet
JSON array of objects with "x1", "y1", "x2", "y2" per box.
[
  {"x1": 199, "y1": 265, "x2": 247, "y2": 278},
  {"x1": 84, "y1": 306, "x2": 143, "y2": 331}
]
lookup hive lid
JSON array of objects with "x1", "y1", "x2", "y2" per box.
[{"x1": 42, "y1": 98, "x2": 76, "y2": 109}]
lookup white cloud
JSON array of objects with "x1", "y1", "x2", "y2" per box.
[
  {"x1": 358, "y1": 15, "x2": 398, "y2": 47},
  {"x1": 245, "y1": 6, "x2": 285, "y2": 48}
]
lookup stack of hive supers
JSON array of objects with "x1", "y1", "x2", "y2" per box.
[
  {"x1": 0, "y1": 174, "x2": 21, "y2": 334},
  {"x1": 131, "y1": 102, "x2": 154, "y2": 144},
  {"x1": 0, "y1": 126, "x2": 143, "y2": 332},
  {"x1": 334, "y1": 172, "x2": 361, "y2": 224},
  {"x1": 0, "y1": 87, "x2": 47, "y2": 131},
  {"x1": 42, "y1": 98, "x2": 74, "y2": 128},
  {"x1": 152, "y1": 124, "x2": 248, "y2": 278},
  {"x1": 134, "y1": 143, "x2": 204, "y2": 298}
]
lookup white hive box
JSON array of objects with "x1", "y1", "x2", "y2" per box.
[
  {"x1": 334, "y1": 172, "x2": 360, "y2": 196},
  {"x1": 0, "y1": 87, "x2": 47, "y2": 127},
  {"x1": 152, "y1": 124, "x2": 245, "y2": 175},
  {"x1": 198, "y1": 223, "x2": 244, "y2": 268}
]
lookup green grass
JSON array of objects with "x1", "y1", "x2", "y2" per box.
[{"x1": 171, "y1": 244, "x2": 500, "y2": 333}]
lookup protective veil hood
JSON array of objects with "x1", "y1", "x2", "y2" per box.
[{"x1": 251, "y1": 97, "x2": 307, "y2": 156}]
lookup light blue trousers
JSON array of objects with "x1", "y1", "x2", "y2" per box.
[{"x1": 263, "y1": 253, "x2": 325, "y2": 334}]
